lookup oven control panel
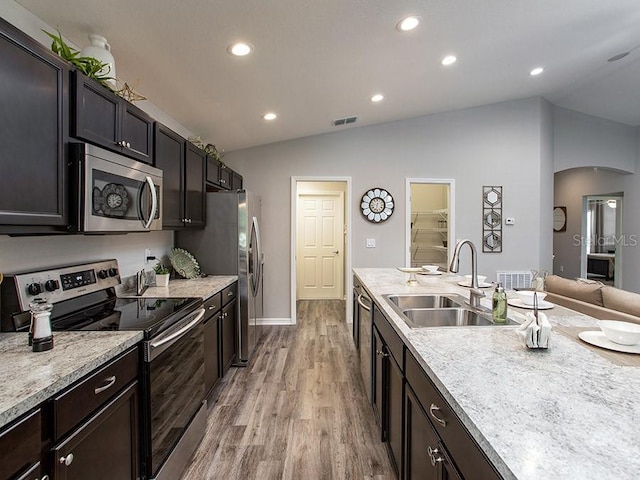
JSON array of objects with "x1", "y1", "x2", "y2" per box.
[{"x1": 10, "y1": 259, "x2": 121, "y2": 311}]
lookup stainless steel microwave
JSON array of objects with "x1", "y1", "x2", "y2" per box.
[{"x1": 70, "y1": 143, "x2": 163, "y2": 233}]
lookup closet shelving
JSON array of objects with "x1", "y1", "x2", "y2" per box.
[{"x1": 410, "y1": 209, "x2": 449, "y2": 267}]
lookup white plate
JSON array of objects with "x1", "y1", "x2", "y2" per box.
[
  {"x1": 507, "y1": 298, "x2": 554, "y2": 310},
  {"x1": 397, "y1": 267, "x2": 423, "y2": 273},
  {"x1": 578, "y1": 330, "x2": 640, "y2": 354},
  {"x1": 457, "y1": 281, "x2": 493, "y2": 288},
  {"x1": 417, "y1": 271, "x2": 443, "y2": 276}
]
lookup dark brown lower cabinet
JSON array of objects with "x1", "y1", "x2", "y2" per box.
[
  {"x1": 204, "y1": 294, "x2": 222, "y2": 396},
  {"x1": 405, "y1": 386, "x2": 461, "y2": 480},
  {"x1": 51, "y1": 382, "x2": 139, "y2": 480},
  {"x1": 366, "y1": 302, "x2": 503, "y2": 480},
  {"x1": 220, "y1": 299, "x2": 237, "y2": 375},
  {"x1": 372, "y1": 313, "x2": 403, "y2": 477},
  {"x1": 0, "y1": 408, "x2": 43, "y2": 480},
  {"x1": 405, "y1": 350, "x2": 502, "y2": 480},
  {"x1": 387, "y1": 352, "x2": 403, "y2": 476}
]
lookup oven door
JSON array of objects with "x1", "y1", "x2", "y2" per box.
[
  {"x1": 74, "y1": 144, "x2": 163, "y2": 232},
  {"x1": 143, "y1": 307, "x2": 206, "y2": 478}
]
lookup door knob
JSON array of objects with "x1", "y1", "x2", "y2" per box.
[{"x1": 333, "y1": 250, "x2": 339, "y2": 254}]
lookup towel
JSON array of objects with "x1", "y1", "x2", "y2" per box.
[{"x1": 518, "y1": 312, "x2": 550, "y2": 349}]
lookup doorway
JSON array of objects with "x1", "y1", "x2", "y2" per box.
[
  {"x1": 405, "y1": 179, "x2": 455, "y2": 268},
  {"x1": 582, "y1": 194, "x2": 623, "y2": 287},
  {"x1": 291, "y1": 178, "x2": 352, "y2": 325}
]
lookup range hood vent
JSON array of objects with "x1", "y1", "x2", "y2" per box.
[{"x1": 332, "y1": 116, "x2": 358, "y2": 126}]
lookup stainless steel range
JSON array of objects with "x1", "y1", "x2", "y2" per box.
[{"x1": 0, "y1": 259, "x2": 207, "y2": 480}]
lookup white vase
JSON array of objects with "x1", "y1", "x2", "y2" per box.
[
  {"x1": 80, "y1": 34, "x2": 116, "y2": 88},
  {"x1": 155, "y1": 274, "x2": 170, "y2": 287}
]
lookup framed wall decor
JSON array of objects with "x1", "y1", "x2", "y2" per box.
[
  {"x1": 553, "y1": 206, "x2": 567, "y2": 232},
  {"x1": 482, "y1": 186, "x2": 502, "y2": 253},
  {"x1": 361, "y1": 187, "x2": 394, "y2": 223}
]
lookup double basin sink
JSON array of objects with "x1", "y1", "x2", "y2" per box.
[{"x1": 385, "y1": 294, "x2": 518, "y2": 329}]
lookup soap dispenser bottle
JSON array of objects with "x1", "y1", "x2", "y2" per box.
[{"x1": 492, "y1": 283, "x2": 508, "y2": 323}]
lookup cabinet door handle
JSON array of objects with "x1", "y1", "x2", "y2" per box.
[
  {"x1": 59, "y1": 453, "x2": 74, "y2": 466},
  {"x1": 208, "y1": 305, "x2": 218, "y2": 310},
  {"x1": 429, "y1": 403, "x2": 447, "y2": 427},
  {"x1": 357, "y1": 293, "x2": 372, "y2": 312},
  {"x1": 94, "y1": 376, "x2": 117, "y2": 394},
  {"x1": 227, "y1": 291, "x2": 234, "y2": 297},
  {"x1": 427, "y1": 446, "x2": 444, "y2": 467},
  {"x1": 376, "y1": 349, "x2": 389, "y2": 358},
  {"x1": 40, "y1": 476, "x2": 50, "y2": 480}
]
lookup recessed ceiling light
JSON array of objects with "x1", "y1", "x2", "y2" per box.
[
  {"x1": 227, "y1": 42, "x2": 254, "y2": 56},
  {"x1": 396, "y1": 16, "x2": 421, "y2": 32},
  {"x1": 371, "y1": 94, "x2": 384, "y2": 102},
  {"x1": 262, "y1": 112, "x2": 277, "y2": 121},
  {"x1": 441, "y1": 55, "x2": 457, "y2": 66},
  {"x1": 530, "y1": 67, "x2": 544, "y2": 76}
]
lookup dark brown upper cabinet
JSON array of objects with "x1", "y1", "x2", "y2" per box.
[
  {"x1": 72, "y1": 71, "x2": 154, "y2": 164},
  {"x1": 154, "y1": 123, "x2": 205, "y2": 229},
  {"x1": 0, "y1": 17, "x2": 69, "y2": 234},
  {"x1": 206, "y1": 156, "x2": 243, "y2": 191}
]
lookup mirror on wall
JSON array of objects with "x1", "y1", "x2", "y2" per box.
[
  {"x1": 407, "y1": 181, "x2": 453, "y2": 269},
  {"x1": 582, "y1": 194, "x2": 623, "y2": 287}
]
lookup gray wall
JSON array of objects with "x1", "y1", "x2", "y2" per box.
[
  {"x1": 553, "y1": 106, "x2": 637, "y2": 173},
  {"x1": 552, "y1": 107, "x2": 640, "y2": 292},
  {"x1": 226, "y1": 97, "x2": 554, "y2": 320}
]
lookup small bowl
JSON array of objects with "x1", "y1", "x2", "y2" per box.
[
  {"x1": 516, "y1": 291, "x2": 547, "y2": 306},
  {"x1": 598, "y1": 320, "x2": 640, "y2": 346},
  {"x1": 464, "y1": 274, "x2": 487, "y2": 285},
  {"x1": 422, "y1": 265, "x2": 439, "y2": 273}
]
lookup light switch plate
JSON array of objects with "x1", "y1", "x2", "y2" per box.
[{"x1": 366, "y1": 238, "x2": 376, "y2": 248}]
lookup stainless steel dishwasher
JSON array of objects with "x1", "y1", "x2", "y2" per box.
[{"x1": 355, "y1": 281, "x2": 373, "y2": 402}]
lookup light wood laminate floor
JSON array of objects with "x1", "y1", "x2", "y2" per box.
[{"x1": 180, "y1": 299, "x2": 395, "y2": 479}]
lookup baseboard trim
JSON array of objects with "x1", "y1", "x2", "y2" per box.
[{"x1": 258, "y1": 317, "x2": 295, "y2": 326}]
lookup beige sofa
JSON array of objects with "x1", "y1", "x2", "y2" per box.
[{"x1": 544, "y1": 275, "x2": 640, "y2": 325}]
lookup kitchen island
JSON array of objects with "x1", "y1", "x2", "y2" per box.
[{"x1": 355, "y1": 268, "x2": 640, "y2": 480}]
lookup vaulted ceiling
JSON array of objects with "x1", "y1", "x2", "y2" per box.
[{"x1": 16, "y1": 0, "x2": 640, "y2": 151}]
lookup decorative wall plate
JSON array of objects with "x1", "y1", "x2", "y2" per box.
[
  {"x1": 169, "y1": 248, "x2": 201, "y2": 279},
  {"x1": 93, "y1": 183, "x2": 129, "y2": 217},
  {"x1": 553, "y1": 206, "x2": 567, "y2": 232},
  {"x1": 361, "y1": 188, "x2": 394, "y2": 223}
]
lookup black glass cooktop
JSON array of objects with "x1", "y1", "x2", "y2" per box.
[{"x1": 51, "y1": 296, "x2": 202, "y2": 339}]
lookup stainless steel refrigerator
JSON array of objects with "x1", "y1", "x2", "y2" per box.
[{"x1": 176, "y1": 190, "x2": 263, "y2": 365}]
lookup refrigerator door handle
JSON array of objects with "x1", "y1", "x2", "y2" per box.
[{"x1": 250, "y1": 215, "x2": 263, "y2": 297}]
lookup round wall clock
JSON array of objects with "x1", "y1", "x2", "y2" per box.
[{"x1": 361, "y1": 188, "x2": 394, "y2": 223}]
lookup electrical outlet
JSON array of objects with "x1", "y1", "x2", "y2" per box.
[
  {"x1": 366, "y1": 238, "x2": 376, "y2": 248},
  {"x1": 145, "y1": 249, "x2": 151, "y2": 264},
  {"x1": 505, "y1": 217, "x2": 515, "y2": 225},
  {"x1": 560, "y1": 265, "x2": 564, "y2": 272}
]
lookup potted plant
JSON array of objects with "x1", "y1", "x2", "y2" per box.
[{"x1": 153, "y1": 263, "x2": 170, "y2": 287}]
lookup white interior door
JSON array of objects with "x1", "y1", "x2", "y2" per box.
[{"x1": 296, "y1": 192, "x2": 344, "y2": 299}]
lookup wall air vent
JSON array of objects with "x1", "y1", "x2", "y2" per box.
[
  {"x1": 496, "y1": 270, "x2": 532, "y2": 290},
  {"x1": 332, "y1": 116, "x2": 358, "y2": 126}
]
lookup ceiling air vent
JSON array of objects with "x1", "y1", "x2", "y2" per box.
[{"x1": 332, "y1": 116, "x2": 358, "y2": 126}]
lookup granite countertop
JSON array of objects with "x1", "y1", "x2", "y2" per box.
[
  {"x1": 1, "y1": 275, "x2": 236, "y2": 431},
  {"x1": 0, "y1": 331, "x2": 142, "y2": 429},
  {"x1": 354, "y1": 268, "x2": 640, "y2": 480},
  {"x1": 118, "y1": 275, "x2": 237, "y2": 300}
]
